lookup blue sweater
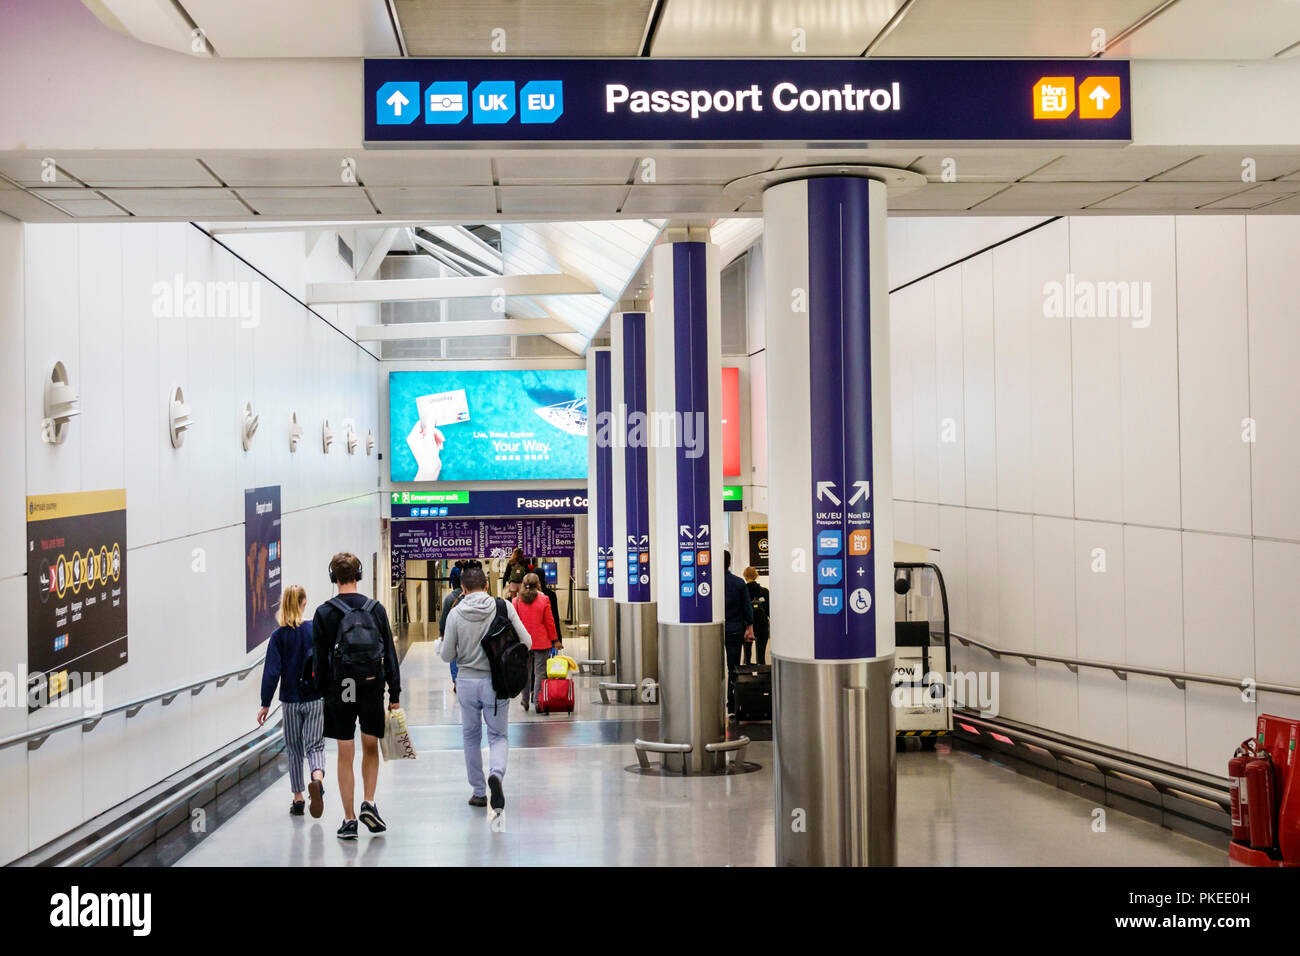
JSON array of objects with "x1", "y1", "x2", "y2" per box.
[{"x1": 260, "y1": 622, "x2": 320, "y2": 706}]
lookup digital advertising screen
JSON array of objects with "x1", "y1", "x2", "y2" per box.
[
  {"x1": 389, "y1": 369, "x2": 588, "y2": 483},
  {"x1": 244, "y1": 485, "x2": 282, "y2": 652}
]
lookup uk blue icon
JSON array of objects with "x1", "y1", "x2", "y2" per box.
[
  {"x1": 681, "y1": 566, "x2": 695, "y2": 581},
  {"x1": 424, "y1": 82, "x2": 468, "y2": 125},
  {"x1": 818, "y1": 559, "x2": 843, "y2": 585},
  {"x1": 817, "y1": 589, "x2": 843, "y2": 614},
  {"x1": 376, "y1": 81, "x2": 421, "y2": 124},
  {"x1": 817, "y1": 530, "x2": 842, "y2": 555},
  {"x1": 520, "y1": 80, "x2": 563, "y2": 123},
  {"x1": 472, "y1": 81, "x2": 516, "y2": 124}
]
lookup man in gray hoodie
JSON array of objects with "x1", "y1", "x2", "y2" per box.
[{"x1": 436, "y1": 565, "x2": 533, "y2": 813}]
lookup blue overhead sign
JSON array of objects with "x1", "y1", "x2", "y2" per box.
[{"x1": 364, "y1": 58, "x2": 1130, "y2": 145}]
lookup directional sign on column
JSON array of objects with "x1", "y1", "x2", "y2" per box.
[
  {"x1": 589, "y1": 349, "x2": 615, "y2": 598},
  {"x1": 619, "y1": 313, "x2": 653, "y2": 603},
  {"x1": 809, "y1": 177, "x2": 878, "y2": 658}
]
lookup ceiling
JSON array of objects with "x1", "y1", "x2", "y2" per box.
[{"x1": 83, "y1": 0, "x2": 1300, "y2": 59}]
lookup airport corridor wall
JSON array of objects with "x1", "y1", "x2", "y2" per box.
[
  {"x1": 888, "y1": 214, "x2": 1300, "y2": 775},
  {"x1": 0, "y1": 219, "x2": 382, "y2": 864}
]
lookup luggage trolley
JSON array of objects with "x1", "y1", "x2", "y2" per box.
[{"x1": 892, "y1": 561, "x2": 953, "y2": 748}]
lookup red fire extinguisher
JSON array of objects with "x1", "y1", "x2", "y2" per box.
[
  {"x1": 1229, "y1": 740, "x2": 1255, "y2": 844},
  {"x1": 1246, "y1": 751, "x2": 1279, "y2": 853}
]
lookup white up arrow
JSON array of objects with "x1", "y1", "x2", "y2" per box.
[
  {"x1": 386, "y1": 90, "x2": 410, "y2": 116},
  {"x1": 848, "y1": 480, "x2": 871, "y2": 506},
  {"x1": 816, "y1": 481, "x2": 841, "y2": 506},
  {"x1": 1088, "y1": 86, "x2": 1110, "y2": 110}
]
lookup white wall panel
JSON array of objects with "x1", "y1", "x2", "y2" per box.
[
  {"x1": 913, "y1": 502, "x2": 939, "y2": 551},
  {"x1": 1123, "y1": 525, "x2": 1184, "y2": 670},
  {"x1": 1074, "y1": 520, "x2": 1128, "y2": 748},
  {"x1": 24, "y1": 224, "x2": 80, "y2": 497},
  {"x1": 1033, "y1": 515, "x2": 1077, "y2": 735},
  {"x1": 1176, "y1": 217, "x2": 1252, "y2": 536},
  {"x1": 1253, "y1": 539, "x2": 1300, "y2": 689},
  {"x1": 1186, "y1": 684, "x2": 1254, "y2": 776},
  {"x1": 991, "y1": 232, "x2": 1035, "y2": 513},
  {"x1": 0, "y1": 219, "x2": 25, "y2": 581},
  {"x1": 1182, "y1": 531, "x2": 1252, "y2": 679},
  {"x1": 963, "y1": 508, "x2": 999, "y2": 643},
  {"x1": 1027, "y1": 222, "x2": 1074, "y2": 518},
  {"x1": 1246, "y1": 217, "x2": 1300, "y2": 541},
  {"x1": 910, "y1": 279, "x2": 939, "y2": 504},
  {"x1": 122, "y1": 222, "x2": 161, "y2": 548},
  {"x1": 27, "y1": 724, "x2": 83, "y2": 851},
  {"x1": 937, "y1": 505, "x2": 967, "y2": 636},
  {"x1": 76, "y1": 225, "x2": 125, "y2": 493},
  {"x1": 890, "y1": 283, "x2": 915, "y2": 502},
  {"x1": 960, "y1": 256, "x2": 997, "y2": 510},
  {"x1": 933, "y1": 267, "x2": 965, "y2": 506},
  {"x1": 995, "y1": 511, "x2": 1036, "y2": 724},
  {"x1": 893, "y1": 499, "x2": 915, "y2": 546}
]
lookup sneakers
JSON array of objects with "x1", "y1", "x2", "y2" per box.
[
  {"x1": 468, "y1": 794, "x2": 487, "y2": 807},
  {"x1": 487, "y1": 774, "x2": 505, "y2": 813},
  {"x1": 290, "y1": 799, "x2": 305, "y2": 816},
  {"x1": 359, "y1": 801, "x2": 387, "y2": 833},
  {"x1": 308, "y1": 778, "x2": 325, "y2": 819},
  {"x1": 336, "y1": 819, "x2": 358, "y2": 840},
  {"x1": 521, "y1": 699, "x2": 530, "y2": 711}
]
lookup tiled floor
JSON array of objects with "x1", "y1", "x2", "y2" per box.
[{"x1": 170, "y1": 644, "x2": 1225, "y2": 867}]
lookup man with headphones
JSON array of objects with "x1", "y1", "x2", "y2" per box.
[{"x1": 311, "y1": 552, "x2": 402, "y2": 840}]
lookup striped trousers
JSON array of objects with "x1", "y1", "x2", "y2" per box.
[{"x1": 282, "y1": 699, "x2": 326, "y2": 793}]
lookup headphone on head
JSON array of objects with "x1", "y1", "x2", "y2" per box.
[{"x1": 328, "y1": 555, "x2": 362, "y2": 584}]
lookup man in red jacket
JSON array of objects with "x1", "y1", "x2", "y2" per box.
[{"x1": 513, "y1": 572, "x2": 558, "y2": 710}]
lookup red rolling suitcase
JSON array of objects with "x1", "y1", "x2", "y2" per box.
[{"x1": 537, "y1": 677, "x2": 574, "y2": 714}]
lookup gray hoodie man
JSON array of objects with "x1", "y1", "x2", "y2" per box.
[{"x1": 436, "y1": 580, "x2": 534, "y2": 811}]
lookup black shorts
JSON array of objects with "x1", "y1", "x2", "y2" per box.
[{"x1": 323, "y1": 684, "x2": 387, "y2": 740}]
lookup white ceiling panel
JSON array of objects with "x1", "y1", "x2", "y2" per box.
[
  {"x1": 1254, "y1": 193, "x2": 1300, "y2": 213},
  {"x1": 497, "y1": 153, "x2": 636, "y2": 186},
  {"x1": 1107, "y1": 0, "x2": 1300, "y2": 59},
  {"x1": 395, "y1": 0, "x2": 654, "y2": 55},
  {"x1": 0, "y1": 154, "x2": 70, "y2": 187},
  {"x1": 181, "y1": 0, "x2": 400, "y2": 57},
  {"x1": 911, "y1": 150, "x2": 1057, "y2": 182},
  {"x1": 1022, "y1": 147, "x2": 1194, "y2": 182},
  {"x1": 101, "y1": 187, "x2": 249, "y2": 217},
  {"x1": 0, "y1": 188, "x2": 70, "y2": 220},
  {"x1": 54, "y1": 198, "x2": 128, "y2": 217},
  {"x1": 354, "y1": 153, "x2": 495, "y2": 187},
  {"x1": 367, "y1": 186, "x2": 497, "y2": 215},
  {"x1": 772, "y1": 149, "x2": 922, "y2": 169},
  {"x1": 652, "y1": 0, "x2": 908, "y2": 56},
  {"x1": 1083, "y1": 181, "x2": 1246, "y2": 210},
  {"x1": 237, "y1": 187, "x2": 377, "y2": 217},
  {"x1": 888, "y1": 182, "x2": 1008, "y2": 211},
  {"x1": 871, "y1": 0, "x2": 1160, "y2": 57},
  {"x1": 501, "y1": 185, "x2": 629, "y2": 214},
  {"x1": 1197, "y1": 182, "x2": 1300, "y2": 210},
  {"x1": 56, "y1": 156, "x2": 221, "y2": 187},
  {"x1": 622, "y1": 184, "x2": 739, "y2": 214},
  {"x1": 970, "y1": 181, "x2": 1131, "y2": 212},
  {"x1": 639, "y1": 152, "x2": 782, "y2": 184},
  {"x1": 203, "y1": 155, "x2": 370, "y2": 188},
  {"x1": 1150, "y1": 152, "x2": 1300, "y2": 181}
]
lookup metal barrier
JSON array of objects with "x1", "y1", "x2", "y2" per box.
[
  {"x1": 634, "y1": 738, "x2": 692, "y2": 773},
  {"x1": 0, "y1": 657, "x2": 265, "y2": 753},
  {"x1": 598, "y1": 681, "x2": 638, "y2": 704},
  {"x1": 704, "y1": 736, "x2": 752, "y2": 772},
  {"x1": 952, "y1": 632, "x2": 1300, "y2": 697}
]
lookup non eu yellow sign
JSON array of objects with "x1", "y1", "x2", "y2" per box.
[{"x1": 1033, "y1": 75, "x2": 1121, "y2": 120}]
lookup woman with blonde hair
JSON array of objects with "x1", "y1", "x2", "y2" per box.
[{"x1": 258, "y1": 584, "x2": 327, "y2": 818}]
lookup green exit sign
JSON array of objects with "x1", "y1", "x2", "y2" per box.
[
  {"x1": 392, "y1": 490, "x2": 470, "y2": 505},
  {"x1": 723, "y1": 486, "x2": 742, "y2": 501}
]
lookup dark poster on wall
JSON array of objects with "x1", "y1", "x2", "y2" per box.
[
  {"x1": 25, "y1": 489, "x2": 128, "y2": 712},
  {"x1": 749, "y1": 523, "x2": 769, "y2": 576},
  {"x1": 244, "y1": 486, "x2": 282, "y2": 652}
]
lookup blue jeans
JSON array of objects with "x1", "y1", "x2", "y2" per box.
[{"x1": 457, "y1": 677, "x2": 509, "y2": 797}]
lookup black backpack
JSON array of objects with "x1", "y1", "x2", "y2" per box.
[
  {"x1": 296, "y1": 626, "x2": 318, "y2": 698},
  {"x1": 329, "y1": 597, "x2": 386, "y2": 690},
  {"x1": 481, "y1": 598, "x2": 529, "y2": 700}
]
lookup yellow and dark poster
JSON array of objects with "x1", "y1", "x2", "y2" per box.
[
  {"x1": 244, "y1": 485, "x2": 282, "y2": 652},
  {"x1": 26, "y1": 489, "x2": 128, "y2": 712}
]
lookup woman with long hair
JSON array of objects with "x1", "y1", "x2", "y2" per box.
[{"x1": 258, "y1": 585, "x2": 327, "y2": 818}]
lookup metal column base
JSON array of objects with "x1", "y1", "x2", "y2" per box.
[
  {"x1": 600, "y1": 601, "x2": 656, "y2": 704},
  {"x1": 773, "y1": 654, "x2": 897, "y2": 866},
  {"x1": 582, "y1": 596, "x2": 617, "y2": 678},
  {"x1": 628, "y1": 735, "x2": 761, "y2": 776}
]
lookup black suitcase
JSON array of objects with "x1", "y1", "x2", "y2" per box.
[{"x1": 734, "y1": 664, "x2": 772, "y2": 721}]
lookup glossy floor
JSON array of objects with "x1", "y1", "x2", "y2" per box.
[{"x1": 170, "y1": 645, "x2": 1224, "y2": 867}]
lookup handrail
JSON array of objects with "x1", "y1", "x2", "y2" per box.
[
  {"x1": 58, "y1": 708, "x2": 284, "y2": 867},
  {"x1": 0, "y1": 655, "x2": 266, "y2": 753},
  {"x1": 951, "y1": 632, "x2": 1300, "y2": 697}
]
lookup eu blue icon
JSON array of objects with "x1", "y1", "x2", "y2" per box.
[
  {"x1": 520, "y1": 80, "x2": 563, "y2": 123},
  {"x1": 817, "y1": 589, "x2": 843, "y2": 614},
  {"x1": 680, "y1": 582, "x2": 696, "y2": 597}
]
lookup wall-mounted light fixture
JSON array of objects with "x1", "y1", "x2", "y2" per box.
[
  {"x1": 169, "y1": 385, "x2": 193, "y2": 448},
  {"x1": 240, "y1": 401, "x2": 259, "y2": 451},
  {"x1": 42, "y1": 360, "x2": 80, "y2": 444},
  {"x1": 345, "y1": 420, "x2": 359, "y2": 455},
  {"x1": 366, "y1": 428, "x2": 375, "y2": 456},
  {"x1": 322, "y1": 418, "x2": 334, "y2": 453},
  {"x1": 288, "y1": 411, "x2": 303, "y2": 453}
]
